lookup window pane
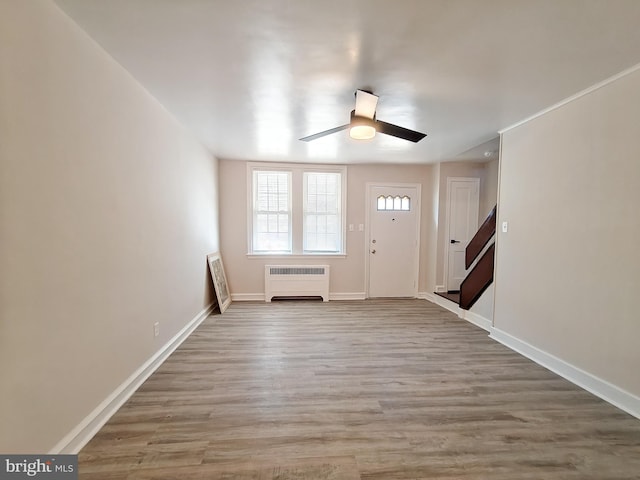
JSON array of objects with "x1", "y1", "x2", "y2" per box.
[
  {"x1": 256, "y1": 214, "x2": 268, "y2": 233},
  {"x1": 317, "y1": 175, "x2": 326, "y2": 194},
  {"x1": 307, "y1": 193, "x2": 316, "y2": 212},
  {"x1": 279, "y1": 193, "x2": 288, "y2": 211},
  {"x1": 327, "y1": 196, "x2": 337, "y2": 212},
  {"x1": 253, "y1": 170, "x2": 291, "y2": 252},
  {"x1": 326, "y1": 215, "x2": 338, "y2": 233},
  {"x1": 326, "y1": 175, "x2": 337, "y2": 194},
  {"x1": 376, "y1": 193, "x2": 411, "y2": 211},
  {"x1": 255, "y1": 231, "x2": 290, "y2": 252},
  {"x1": 317, "y1": 195, "x2": 327, "y2": 213},
  {"x1": 306, "y1": 215, "x2": 317, "y2": 233},
  {"x1": 267, "y1": 214, "x2": 278, "y2": 232},
  {"x1": 304, "y1": 172, "x2": 342, "y2": 252},
  {"x1": 278, "y1": 214, "x2": 289, "y2": 232},
  {"x1": 318, "y1": 216, "x2": 327, "y2": 234}
]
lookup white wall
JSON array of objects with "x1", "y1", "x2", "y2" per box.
[
  {"x1": 496, "y1": 66, "x2": 640, "y2": 399},
  {"x1": 469, "y1": 282, "x2": 494, "y2": 322},
  {"x1": 0, "y1": 0, "x2": 219, "y2": 452},
  {"x1": 425, "y1": 162, "x2": 441, "y2": 293},
  {"x1": 479, "y1": 158, "x2": 499, "y2": 219},
  {"x1": 219, "y1": 160, "x2": 436, "y2": 298}
]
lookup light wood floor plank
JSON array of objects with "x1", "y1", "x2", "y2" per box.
[{"x1": 79, "y1": 299, "x2": 640, "y2": 479}]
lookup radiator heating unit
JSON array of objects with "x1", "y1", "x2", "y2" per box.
[{"x1": 264, "y1": 265, "x2": 330, "y2": 302}]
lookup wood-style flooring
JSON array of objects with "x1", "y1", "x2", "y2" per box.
[{"x1": 79, "y1": 299, "x2": 640, "y2": 479}]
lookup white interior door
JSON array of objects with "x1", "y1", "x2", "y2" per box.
[
  {"x1": 446, "y1": 178, "x2": 479, "y2": 291},
  {"x1": 368, "y1": 185, "x2": 420, "y2": 298}
]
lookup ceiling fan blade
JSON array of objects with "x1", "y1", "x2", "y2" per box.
[
  {"x1": 375, "y1": 120, "x2": 427, "y2": 143},
  {"x1": 354, "y1": 90, "x2": 379, "y2": 119},
  {"x1": 299, "y1": 124, "x2": 349, "y2": 142}
]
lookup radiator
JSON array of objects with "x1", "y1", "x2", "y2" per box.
[{"x1": 264, "y1": 265, "x2": 330, "y2": 302}]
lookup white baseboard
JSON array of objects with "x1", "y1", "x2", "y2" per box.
[
  {"x1": 424, "y1": 292, "x2": 459, "y2": 314},
  {"x1": 460, "y1": 309, "x2": 493, "y2": 332},
  {"x1": 421, "y1": 292, "x2": 436, "y2": 301},
  {"x1": 50, "y1": 303, "x2": 214, "y2": 454},
  {"x1": 490, "y1": 328, "x2": 640, "y2": 420},
  {"x1": 435, "y1": 285, "x2": 446, "y2": 293},
  {"x1": 423, "y1": 294, "x2": 493, "y2": 333},
  {"x1": 330, "y1": 292, "x2": 366, "y2": 301},
  {"x1": 232, "y1": 292, "x2": 366, "y2": 302},
  {"x1": 231, "y1": 293, "x2": 264, "y2": 301}
]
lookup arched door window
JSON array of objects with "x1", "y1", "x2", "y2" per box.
[{"x1": 377, "y1": 195, "x2": 410, "y2": 211}]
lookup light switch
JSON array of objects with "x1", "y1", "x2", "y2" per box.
[
  {"x1": 502, "y1": 221, "x2": 508, "y2": 233},
  {"x1": 358, "y1": 224, "x2": 364, "y2": 231},
  {"x1": 349, "y1": 224, "x2": 354, "y2": 232}
]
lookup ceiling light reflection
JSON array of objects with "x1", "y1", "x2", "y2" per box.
[{"x1": 250, "y1": 46, "x2": 292, "y2": 157}]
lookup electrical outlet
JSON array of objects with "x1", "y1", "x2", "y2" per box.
[{"x1": 153, "y1": 322, "x2": 160, "y2": 337}]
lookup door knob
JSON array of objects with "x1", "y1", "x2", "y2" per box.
[{"x1": 450, "y1": 239, "x2": 461, "y2": 244}]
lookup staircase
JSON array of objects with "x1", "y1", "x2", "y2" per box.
[
  {"x1": 460, "y1": 243, "x2": 494, "y2": 310},
  {"x1": 457, "y1": 205, "x2": 497, "y2": 310}
]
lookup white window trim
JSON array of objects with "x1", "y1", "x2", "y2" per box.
[{"x1": 247, "y1": 162, "x2": 347, "y2": 256}]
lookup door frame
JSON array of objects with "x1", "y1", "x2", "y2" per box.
[
  {"x1": 365, "y1": 182, "x2": 422, "y2": 298},
  {"x1": 443, "y1": 177, "x2": 480, "y2": 292}
]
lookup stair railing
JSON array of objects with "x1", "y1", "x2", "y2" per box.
[
  {"x1": 459, "y1": 205, "x2": 497, "y2": 310},
  {"x1": 465, "y1": 205, "x2": 496, "y2": 269}
]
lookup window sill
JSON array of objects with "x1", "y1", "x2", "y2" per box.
[{"x1": 246, "y1": 253, "x2": 347, "y2": 259}]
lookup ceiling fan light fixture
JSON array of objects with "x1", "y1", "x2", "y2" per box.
[
  {"x1": 349, "y1": 112, "x2": 376, "y2": 140},
  {"x1": 349, "y1": 124, "x2": 376, "y2": 140},
  {"x1": 299, "y1": 94, "x2": 426, "y2": 143}
]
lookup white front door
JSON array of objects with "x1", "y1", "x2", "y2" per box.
[
  {"x1": 446, "y1": 178, "x2": 479, "y2": 291},
  {"x1": 368, "y1": 185, "x2": 420, "y2": 298}
]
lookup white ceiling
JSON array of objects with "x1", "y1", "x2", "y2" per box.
[{"x1": 53, "y1": 0, "x2": 640, "y2": 164}]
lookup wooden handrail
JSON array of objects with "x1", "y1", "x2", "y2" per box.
[
  {"x1": 465, "y1": 205, "x2": 496, "y2": 269},
  {"x1": 460, "y1": 243, "x2": 495, "y2": 310}
]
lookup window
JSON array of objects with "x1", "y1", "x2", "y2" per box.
[
  {"x1": 248, "y1": 163, "x2": 346, "y2": 255},
  {"x1": 377, "y1": 195, "x2": 410, "y2": 211},
  {"x1": 304, "y1": 172, "x2": 341, "y2": 253},
  {"x1": 252, "y1": 170, "x2": 291, "y2": 253}
]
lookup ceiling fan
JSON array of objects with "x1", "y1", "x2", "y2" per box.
[{"x1": 300, "y1": 89, "x2": 427, "y2": 143}]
